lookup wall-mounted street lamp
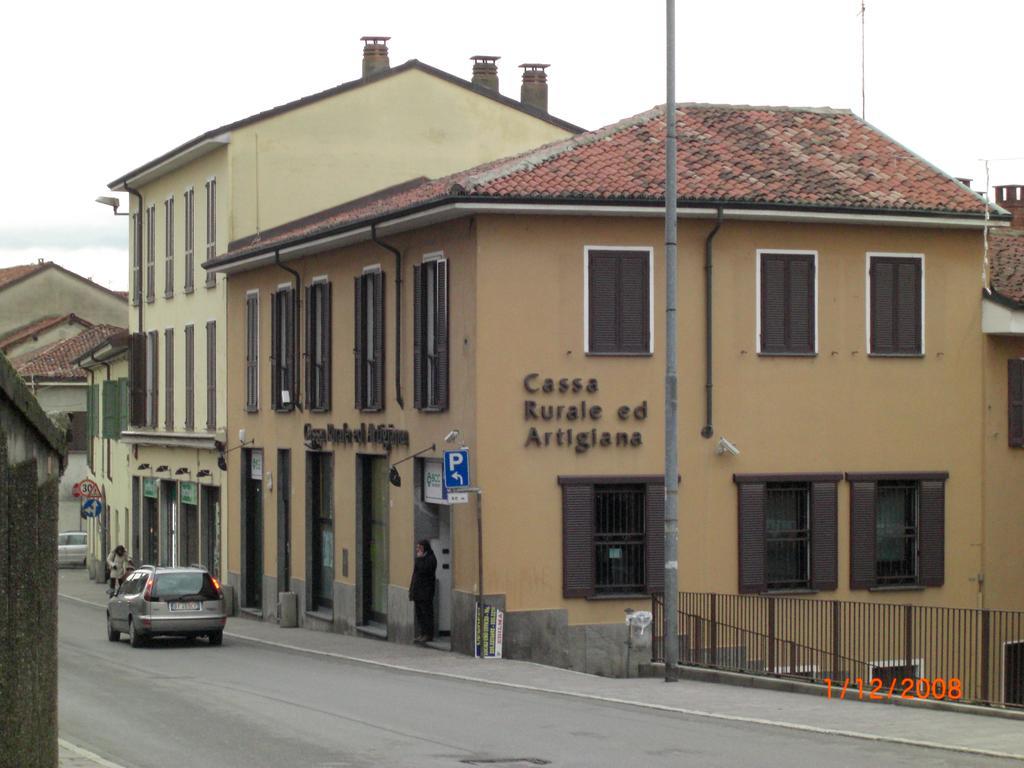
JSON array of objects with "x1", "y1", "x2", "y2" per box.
[
  {"x1": 215, "y1": 434, "x2": 255, "y2": 471},
  {"x1": 196, "y1": 469, "x2": 212, "y2": 479},
  {"x1": 174, "y1": 467, "x2": 190, "y2": 476},
  {"x1": 387, "y1": 444, "x2": 437, "y2": 488},
  {"x1": 136, "y1": 463, "x2": 150, "y2": 470},
  {"x1": 95, "y1": 196, "x2": 128, "y2": 216},
  {"x1": 155, "y1": 465, "x2": 169, "y2": 473}
]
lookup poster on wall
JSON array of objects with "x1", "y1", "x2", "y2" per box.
[
  {"x1": 474, "y1": 604, "x2": 503, "y2": 659},
  {"x1": 251, "y1": 450, "x2": 263, "y2": 480}
]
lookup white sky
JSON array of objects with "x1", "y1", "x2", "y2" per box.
[{"x1": 2, "y1": 0, "x2": 1022, "y2": 291}]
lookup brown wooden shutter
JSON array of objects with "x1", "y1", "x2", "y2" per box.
[
  {"x1": 870, "y1": 259, "x2": 895, "y2": 354},
  {"x1": 737, "y1": 481, "x2": 766, "y2": 594},
  {"x1": 148, "y1": 331, "x2": 159, "y2": 428},
  {"x1": 588, "y1": 251, "x2": 618, "y2": 353},
  {"x1": 164, "y1": 328, "x2": 174, "y2": 430},
  {"x1": 788, "y1": 255, "x2": 814, "y2": 353},
  {"x1": 760, "y1": 254, "x2": 787, "y2": 352},
  {"x1": 412, "y1": 264, "x2": 424, "y2": 409},
  {"x1": 619, "y1": 252, "x2": 649, "y2": 353},
  {"x1": 1009, "y1": 359, "x2": 1024, "y2": 447},
  {"x1": 436, "y1": 259, "x2": 449, "y2": 410},
  {"x1": 372, "y1": 270, "x2": 385, "y2": 409},
  {"x1": 644, "y1": 481, "x2": 665, "y2": 593},
  {"x1": 849, "y1": 480, "x2": 877, "y2": 589},
  {"x1": 322, "y1": 282, "x2": 332, "y2": 411},
  {"x1": 270, "y1": 290, "x2": 281, "y2": 410},
  {"x1": 304, "y1": 285, "x2": 314, "y2": 408},
  {"x1": 561, "y1": 481, "x2": 595, "y2": 598},
  {"x1": 895, "y1": 260, "x2": 922, "y2": 354},
  {"x1": 129, "y1": 332, "x2": 146, "y2": 426},
  {"x1": 184, "y1": 325, "x2": 194, "y2": 430},
  {"x1": 245, "y1": 293, "x2": 258, "y2": 412},
  {"x1": 918, "y1": 479, "x2": 946, "y2": 587},
  {"x1": 810, "y1": 480, "x2": 838, "y2": 590},
  {"x1": 206, "y1": 321, "x2": 216, "y2": 430},
  {"x1": 285, "y1": 289, "x2": 296, "y2": 407},
  {"x1": 354, "y1": 276, "x2": 364, "y2": 409}
]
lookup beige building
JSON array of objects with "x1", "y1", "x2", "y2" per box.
[
  {"x1": 210, "y1": 103, "x2": 1024, "y2": 687},
  {"x1": 102, "y1": 38, "x2": 580, "y2": 592}
]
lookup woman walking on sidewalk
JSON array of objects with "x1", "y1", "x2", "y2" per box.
[
  {"x1": 409, "y1": 540, "x2": 437, "y2": 643},
  {"x1": 106, "y1": 545, "x2": 128, "y2": 594}
]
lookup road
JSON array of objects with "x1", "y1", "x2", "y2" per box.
[{"x1": 58, "y1": 596, "x2": 1011, "y2": 767}]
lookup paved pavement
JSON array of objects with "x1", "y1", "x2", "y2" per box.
[{"x1": 58, "y1": 568, "x2": 1024, "y2": 766}]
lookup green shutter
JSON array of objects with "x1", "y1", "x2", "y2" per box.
[
  {"x1": 102, "y1": 380, "x2": 119, "y2": 438},
  {"x1": 119, "y1": 378, "x2": 129, "y2": 434}
]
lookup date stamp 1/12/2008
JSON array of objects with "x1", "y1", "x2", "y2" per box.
[{"x1": 824, "y1": 677, "x2": 962, "y2": 701}]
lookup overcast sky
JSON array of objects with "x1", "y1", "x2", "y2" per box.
[{"x1": 2, "y1": 0, "x2": 1022, "y2": 291}]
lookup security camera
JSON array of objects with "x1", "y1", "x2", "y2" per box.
[
  {"x1": 444, "y1": 430, "x2": 461, "y2": 443},
  {"x1": 716, "y1": 436, "x2": 740, "y2": 456}
]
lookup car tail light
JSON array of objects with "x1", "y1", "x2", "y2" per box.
[
  {"x1": 143, "y1": 577, "x2": 155, "y2": 602},
  {"x1": 211, "y1": 576, "x2": 223, "y2": 598}
]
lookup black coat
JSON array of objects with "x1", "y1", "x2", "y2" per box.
[{"x1": 409, "y1": 549, "x2": 437, "y2": 603}]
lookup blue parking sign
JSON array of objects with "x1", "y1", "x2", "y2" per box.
[{"x1": 443, "y1": 449, "x2": 470, "y2": 489}]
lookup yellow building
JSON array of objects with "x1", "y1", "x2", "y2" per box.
[
  {"x1": 102, "y1": 38, "x2": 580, "y2": 593},
  {"x1": 210, "y1": 104, "x2": 1024, "y2": 688}
]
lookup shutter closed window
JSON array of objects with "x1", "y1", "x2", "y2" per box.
[
  {"x1": 354, "y1": 272, "x2": 385, "y2": 411},
  {"x1": 736, "y1": 482, "x2": 767, "y2": 593},
  {"x1": 810, "y1": 481, "x2": 838, "y2": 590},
  {"x1": 760, "y1": 253, "x2": 815, "y2": 354},
  {"x1": 849, "y1": 480, "x2": 877, "y2": 589},
  {"x1": 414, "y1": 259, "x2": 450, "y2": 411},
  {"x1": 870, "y1": 256, "x2": 922, "y2": 355},
  {"x1": 306, "y1": 282, "x2": 331, "y2": 412},
  {"x1": 1009, "y1": 359, "x2": 1024, "y2": 447},
  {"x1": 435, "y1": 260, "x2": 449, "y2": 410},
  {"x1": 561, "y1": 481, "x2": 595, "y2": 597},
  {"x1": 206, "y1": 321, "x2": 216, "y2": 430},
  {"x1": 128, "y1": 332, "x2": 146, "y2": 427},
  {"x1": 246, "y1": 293, "x2": 259, "y2": 412},
  {"x1": 918, "y1": 479, "x2": 945, "y2": 587},
  {"x1": 588, "y1": 250, "x2": 650, "y2": 354},
  {"x1": 164, "y1": 328, "x2": 174, "y2": 430},
  {"x1": 184, "y1": 325, "x2": 194, "y2": 430},
  {"x1": 413, "y1": 264, "x2": 424, "y2": 410},
  {"x1": 101, "y1": 380, "x2": 119, "y2": 439},
  {"x1": 645, "y1": 481, "x2": 665, "y2": 593}
]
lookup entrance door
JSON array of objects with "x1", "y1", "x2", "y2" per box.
[
  {"x1": 307, "y1": 452, "x2": 333, "y2": 610},
  {"x1": 142, "y1": 478, "x2": 158, "y2": 565},
  {"x1": 181, "y1": 484, "x2": 199, "y2": 567},
  {"x1": 431, "y1": 506, "x2": 452, "y2": 635},
  {"x1": 360, "y1": 455, "x2": 389, "y2": 625},
  {"x1": 242, "y1": 449, "x2": 264, "y2": 609},
  {"x1": 159, "y1": 480, "x2": 177, "y2": 566},
  {"x1": 277, "y1": 450, "x2": 291, "y2": 594},
  {"x1": 201, "y1": 486, "x2": 221, "y2": 578}
]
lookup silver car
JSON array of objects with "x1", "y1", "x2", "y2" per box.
[
  {"x1": 107, "y1": 566, "x2": 227, "y2": 647},
  {"x1": 58, "y1": 531, "x2": 87, "y2": 567}
]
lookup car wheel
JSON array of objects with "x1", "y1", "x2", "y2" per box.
[
  {"x1": 129, "y1": 618, "x2": 145, "y2": 648},
  {"x1": 208, "y1": 630, "x2": 223, "y2": 646},
  {"x1": 106, "y1": 614, "x2": 120, "y2": 642}
]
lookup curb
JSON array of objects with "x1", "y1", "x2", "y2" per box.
[
  {"x1": 59, "y1": 738, "x2": 129, "y2": 768},
  {"x1": 59, "y1": 592, "x2": 1024, "y2": 762}
]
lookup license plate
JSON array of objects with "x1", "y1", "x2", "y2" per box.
[{"x1": 169, "y1": 601, "x2": 201, "y2": 611}]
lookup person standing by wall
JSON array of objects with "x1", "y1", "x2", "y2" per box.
[
  {"x1": 106, "y1": 545, "x2": 128, "y2": 594},
  {"x1": 409, "y1": 539, "x2": 437, "y2": 643}
]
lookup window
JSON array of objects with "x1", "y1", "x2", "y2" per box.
[
  {"x1": 1009, "y1": 358, "x2": 1024, "y2": 448},
  {"x1": 184, "y1": 325, "x2": 194, "y2": 430},
  {"x1": 758, "y1": 251, "x2": 815, "y2": 354},
  {"x1": 559, "y1": 476, "x2": 664, "y2": 597},
  {"x1": 354, "y1": 269, "x2": 384, "y2": 411},
  {"x1": 145, "y1": 205, "x2": 156, "y2": 302},
  {"x1": 68, "y1": 411, "x2": 87, "y2": 452},
  {"x1": 848, "y1": 473, "x2": 946, "y2": 589},
  {"x1": 145, "y1": 330, "x2": 159, "y2": 427},
  {"x1": 868, "y1": 254, "x2": 923, "y2": 355},
  {"x1": 245, "y1": 292, "x2": 259, "y2": 412},
  {"x1": 183, "y1": 187, "x2": 195, "y2": 292},
  {"x1": 164, "y1": 196, "x2": 174, "y2": 298},
  {"x1": 585, "y1": 248, "x2": 651, "y2": 355},
  {"x1": 131, "y1": 212, "x2": 142, "y2": 305},
  {"x1": 414, "y1": 256, "x2": 448, "y2": 411},
  {"x1": 129, "y1": 333, "x2": 146, "y2": 427},
  {"x1": 164, "y1": 328, "x2": 174, "y2": 430},
  {"x1": 101, "y1": 380, "x2": 120, "y2": 439},
  {"x1": 735, "y1": 474, "x2": 839, "y2": 593},
  {"x1": 206, "y1": 320, "x2": 216, "y2": 430},
  {"x1": 204, "y1": 179, "x2": 217, "y2": 287},
  {"x1": 306, "y1": 280, "x2": 331, "y2": 412},
  {"x1": 271, "y1": 287, "x2": 296, "y2": 411}
]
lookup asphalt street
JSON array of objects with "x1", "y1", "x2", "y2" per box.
[{"x1": 59, "y1": 593, "x2": 1016, "y2": 767}]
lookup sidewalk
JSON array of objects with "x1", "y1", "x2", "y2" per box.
[{"x1": 58, "y1": 569, "x2": 1024, "y2": 763}]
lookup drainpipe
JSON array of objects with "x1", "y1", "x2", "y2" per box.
[
  {"x1": 123, "y1": 181, "x2": 144, "y2": 334},
  {"x1": 102, "y1": 360, "x2": 112, "y2": 481},
  {"x1": 371, "y1": 223, "x2": 404, "y2": 409},
  {"x1": 700, "y1": 209, "x2": 724, "y2": 439},
  {"x1": 274, "y1": 250, "x2": 303, "y2": 411}
]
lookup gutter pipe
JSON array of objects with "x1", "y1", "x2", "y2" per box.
[
  {"x1": 371, "y1": 223, "x2": 404, "y2": 409},
  {"x1": 701, "y1": 208, "x2": 724, "y2": 439},
  {"x1": 274, "y1": 250, "x2": 303, "y2": 411}
]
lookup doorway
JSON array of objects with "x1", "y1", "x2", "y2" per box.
[
  {"x1": 180, "y1": 481, "x2": 199, "y2": 567},
  {"x1": 358, "y1": 455, "x2": 389, "y2": 625},
  {"x1": 142, "y1": 477, "x2": 158, "y2": 565},
  {"x1": 131, "y1": 477, "x2": 141, "y2": 562},
  {"x1": 277, "y1": 450, "x2": 291, "y2": 594},
  {"x1": 242, "y1": 449, "x2": 264, "y2": 610},
  {"x1": 1007, "y1": 641, "x2": 1024, "y2": 706},
  {"x1": 201, "y1": 486, "x2": 221, "y2": 578},
  {"x1": 159, "y1": 480, "x2": 177, "y2": 566},
  {"x1": 306, "y1": 451, "x2": 333, "y2": 611},
  {"x1": 418, "y1": 457, "x2": 452, "y2": 636}
]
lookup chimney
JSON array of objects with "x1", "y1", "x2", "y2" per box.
[
  {"x1": 361, "y1": 36, "x2": 390, "y2": 78},
  {"x1": 519, "y1": 63, "x2": 549, "y2": 113},
  {"x1": 955, "y1": 177, "x2": 973, "y2": 190},
  {"x1": 471, "y1": 55, "x2": 500, "y2": 92},
  {"x1": 995, "y1": 185, "x2": 1024, "y2": 229}
]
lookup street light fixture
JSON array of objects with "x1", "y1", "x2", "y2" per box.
[{"x1": 95, "y1": 196, "x2": 128, "y2": 216}]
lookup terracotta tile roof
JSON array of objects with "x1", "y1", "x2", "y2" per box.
[
  {"x1": 218, "y1": 104, "x2": 997, "y2": 266},
  {"x1": 989, "y1": 229, "x2": 1024, "y2": 304},
  {"x1": 0, "y1": 314, "x2": 94, "y2": 352},
  {"x1": 13, "y1": 325, "x2": 126, "y2": 382},
  {"x1": 0, "y1": 262, "x2": 47, "y2": 290}
]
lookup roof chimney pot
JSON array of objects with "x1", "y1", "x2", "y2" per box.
[
  {"x1": 520, "y1": 63, "x2": 549, "y2": 113},
  {"x1": 361, "y1": 36, "x2": 390, "y2": 78},
  {"x1": 995, "y1": 184, "x2": 1024, "y2": 230},
  {"x1": 471, "y1": 55, "x2": 500, "y2": 92}
]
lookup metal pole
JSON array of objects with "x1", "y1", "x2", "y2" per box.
[{"x1": 663, "y1": 0, "x2": 680, "y2": 683}]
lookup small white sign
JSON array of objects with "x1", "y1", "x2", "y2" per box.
[
  {"x1": 446, "y1": 492, "x2": 469, "y2": 504},
  {"x1": 424, "y1": 459, "x2": 448, "y2": 505},
  {"x1": 251, "y1": 450, "x2": 263, "y2": 480}
]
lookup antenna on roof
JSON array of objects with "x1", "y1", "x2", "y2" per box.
[{"x1": 860, "y1": 0, "x2": 866, "y2": 119}]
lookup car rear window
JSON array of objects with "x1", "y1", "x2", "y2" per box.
[
  {"x1": 68, "y1": 534, "x2": 86, "y2": 545},
  {"x1": 151, "y1": 572, "x2": 219, "y2": 600}
]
